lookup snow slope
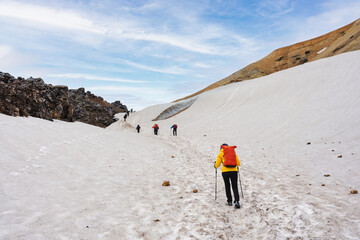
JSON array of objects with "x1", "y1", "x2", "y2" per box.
[{"x1": 1, "y1": 51, "x2": 360, "y2": 239}]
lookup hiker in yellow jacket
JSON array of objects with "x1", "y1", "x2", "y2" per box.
[{"x1": 215, "y1": 143, "x2": 241, "y2": 208}]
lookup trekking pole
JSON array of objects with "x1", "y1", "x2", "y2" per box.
[
  {"x1": 215, "y1": 168, "x2": 217, "y2": 201},
  {"x1": 238, "y1": 167, "x2": 244, "y2": 199}
]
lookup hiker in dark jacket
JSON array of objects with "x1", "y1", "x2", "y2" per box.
[
  {"x1": 170, "y1": 124, "x2": 178, "y2": 136},
  {"x1": 136, "y1": 124, "x2": 141, "y2": 133},
  {"x1": 123, "y1": 114, "x2": 128, "y2": 121}
]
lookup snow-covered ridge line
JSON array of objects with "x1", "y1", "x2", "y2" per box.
[{"x1": 152, "y1": 97, "x2": 197, "y2": 121}]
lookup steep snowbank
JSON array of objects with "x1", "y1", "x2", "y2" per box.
[{"x1": 133, "y1": 50, "x2": 360, "y2": 149}]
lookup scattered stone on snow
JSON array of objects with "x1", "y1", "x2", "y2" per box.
[
  {"x1": 296, "y1": 174, "x2": 300, "y2": 176},
  {"x1": 350, "y1": 190, "x2": 358, "y2": 194},
  {"x1": 162, "y1": 181, "x2": 170, "y2": 186},
  {"x1": 337, "y1": 155, "x2": 343, "y2": 158},
  {"x1": 193, "y1": 189, "x2": 198, "y2": 193},
  {"x1": 154, "y1": 219, "x2": 160, "y2": 222},
  {"x1": 171, "y1": 156, "x2": 175, "y2": 158},
  {"x1": 321, "y1": 184, "x2": 325, "y2": 186},
  {"x1": 324, "y1": 174, "x2": 331, "y2": 177},
  {"x1": 332, "y1": 150, "x2": 335, "y2": 152},
  {"x1": 307, "y1": 142, "x2": 311, "y2": 145}
]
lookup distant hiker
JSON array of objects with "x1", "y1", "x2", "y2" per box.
[
  {"x1": 170, "y1": 124, "x2": 178, "y2": 136},
  {"x1": 214, "y1": 144, "x2": 241, "y2": 209},
  {"x1": 136, "y1": 124, "x2": 141, "y2": 133},
  {"x1": 123, "y1": 114, "x2": 128, "y2": 122},
  {"x1": 126, "y1": 110, "x2": 130, "y2": 117},
  {"x1": 152, "y1": 124, "x2": 159, "y2": 135},
  {"x1": 131, "y1": 108, "x2": 133, "y2": 113}
]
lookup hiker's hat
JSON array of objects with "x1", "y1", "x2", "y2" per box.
[{"x1": 220, "y1": 143, "x2": 228, "y2": 149}]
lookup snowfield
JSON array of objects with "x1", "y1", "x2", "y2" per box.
[{"x1": 1, "y1": 51, "x2": 360, "y2": 239}]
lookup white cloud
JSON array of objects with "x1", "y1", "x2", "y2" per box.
[
  {"x1": 288, "y1": 0, "x2": 360, "y2": 43},
  {"x1": 256, "y1": 0, "x2": 295, "y2": 17},
  {"x1": 192, "y1": 62, "x2": 211, "y2": 69},
  {"x1": 0, "y1": 1, "x2": 105, "y2": 34},
  {"x1": 87, "y1": 85, "x2": 167, "y2": 94},
  {"x1": 0, "y1": 45, "x2": 12, "y2": 58},
  {"x1": 0, "y1": 1, "x2": 255, "y2": 56},
  {"x1": 117, "y1": 31, "x2": 223, "y2": 55},
  {"x1": 116, "y1": 59, "x2": 190, "y2": 75},
  {"x1": 305, "y1": 1, "x2": 360, "y2": 31},
  {"x1": 47, "y1": 73, "x2": 147, "y2": 83},
  {"x1": 0, "y1": 45, "x2": 36, "y2": 72},
  {"x1": 87, "y1": 85, "x2": 181, "y2": 107}
]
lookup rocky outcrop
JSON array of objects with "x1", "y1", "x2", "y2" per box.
[
  {"x1": 0, "y1": 72, "x2": 127, "y2": 127},
  {"x1": 177, "y1": 18, "x2": 360, "y2": 102}
]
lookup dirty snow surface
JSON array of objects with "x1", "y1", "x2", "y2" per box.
[
  {"x1": 1, "y1": 51, "x2": 360, "y2": 240},
  {"x1": 152, "y1": 97, "x2": 198, "y2": 121}
]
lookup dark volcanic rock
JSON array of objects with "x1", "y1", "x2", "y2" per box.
[{"x1": 0, "y1": 72, "x2": 127, "y2": 127}]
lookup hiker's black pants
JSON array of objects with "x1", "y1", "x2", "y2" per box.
[
  {"x1": 173, "y1": 128, "x2": 177, "y2": 136},
  {"x1": 222, "y1": 171, "x2": 239, "y2": 202}
]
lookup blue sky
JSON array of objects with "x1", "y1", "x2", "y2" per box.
[{"x1": 0, "y1": 0, "x2": 359, "y2": 110}]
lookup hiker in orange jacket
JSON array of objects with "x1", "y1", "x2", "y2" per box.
[
  {"x1": 152, "y1": 124, "x2": 159, "y2": 135},
  {"x1": 214, "y1": 143, "x2": 241, "y2": 208}
]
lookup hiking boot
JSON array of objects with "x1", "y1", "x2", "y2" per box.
[
  {"x1": 227, "y1": 201, "x2": 232, "y2": 206},
  {"x1": 234, "y1": 201, "x2": 240, "y2": 209}
]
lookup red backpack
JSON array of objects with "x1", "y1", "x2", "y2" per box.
[{"x1": 221, "y1": 145, "x2": 237, "y2": 167}]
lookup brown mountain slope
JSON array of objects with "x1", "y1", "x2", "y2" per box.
[{"x1": 176, "y1": 18, "x2": 360, "y2": 102}]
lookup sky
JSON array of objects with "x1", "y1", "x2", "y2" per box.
[{"x1": 0, "y1": 0, "x2": 359, "y2": 110}]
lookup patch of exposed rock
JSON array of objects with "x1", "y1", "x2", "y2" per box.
[
  {"x1": 0, "y1": 72, "x2": 127, "y2": 127},
  {"x1": 177, "y1": 18, "x2": 360, "y2": 102}
]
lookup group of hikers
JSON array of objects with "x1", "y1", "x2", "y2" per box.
[
  {"x1": 123, "y1": 110, "x2": 177, "y2": 136},
  {"x1": 135, "y1": 123, "x2": 178, "y2": 136},
  {"x1": 123, "y1": 110, "x2": 242, "y2": 209},
  {"x1": 123, "y1": 109, "x2": 134, "y2": 122}
]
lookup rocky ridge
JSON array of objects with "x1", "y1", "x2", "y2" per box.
[
  {"x1": 176, "y1": 18, "x2": 360, "y2": 102},
  {"x1": 0, "y1": 72, "x2": 127, "y2": 127}
]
